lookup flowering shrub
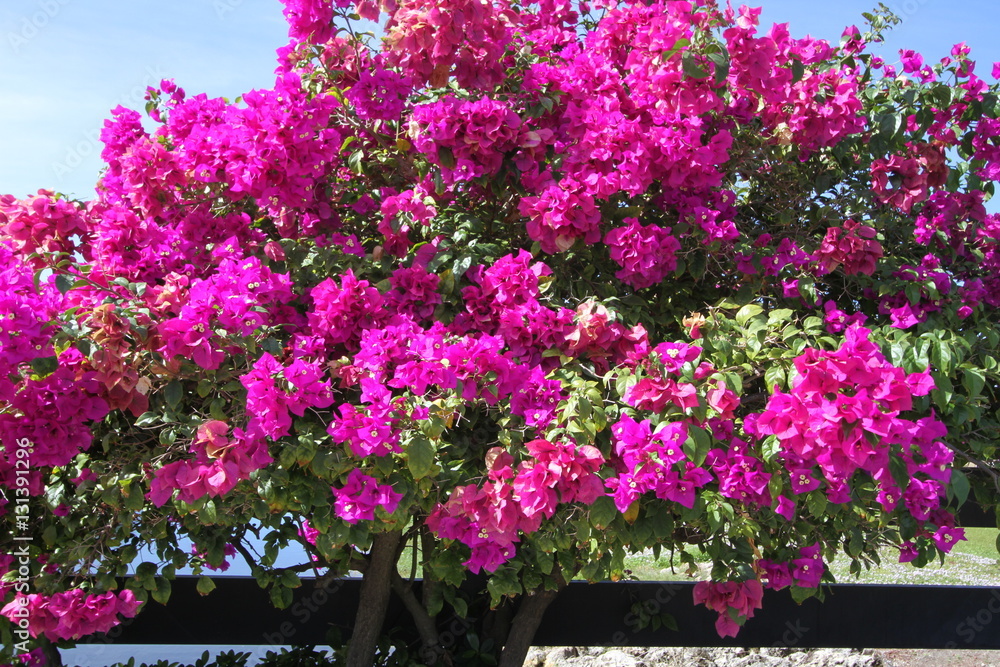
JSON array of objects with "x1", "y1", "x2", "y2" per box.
[{"x1": 2, "y1": 1, "x2": 1000, "y2": 666}]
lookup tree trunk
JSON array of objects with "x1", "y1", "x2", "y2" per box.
[
  {"x1": 496, "y1": 586, "x2": 561, "y2": 667},
  {"x1": 483, "y1": 598, "x2": 514, "y2": 657},
  {"x1": 41, "y1": 638, "x2": 63, "y2": 667},
  {"x1": 390, "y1": 571, "x2": 451, "y2": 666},
  {"x1": 346, "y1": 530, "x2": 403, "y2": 667}
]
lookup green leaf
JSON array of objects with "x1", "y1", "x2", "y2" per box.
[
  {"x1": 199, "y1": 499, "x2": 219, "y2": 524},
  {"x1": 888, "y1": 454, "x2": 910, "y2": 491},
  {"x1": 661, "y1": 612, "x2": 679, "y2": 632},
  {"x1": 164, "y1": 380, "x2": 184, "y2": 409},
  {"x1": 790, "y1": 585, "x2": 816, "y2": 604},
  {"x1": 683, "y1": 424, "x2": 711, "y2": 467},
  {"x1": 135, "y1": 562, "x2": 158, "y2": 589},
  {"x1": 279, "y1": 570, "x2": 302, "y2": 589},
  {"x1": 134, "y1": 411, "x2": 158, "y2": 427},
  {"x1": 406, "y1": 435, "x2": 437, "y2": 480},
  {"x1": 950, "y1": 469, "x2": 970, "y2": 507},
  {"x1": 124, "y1": 486, "x2": 146, "y2": 511},
  {"x1": 151, "y1": 578, "x2": 172, "y2": 605},
  {"x1": 536, "y1": 550, "x2": 554, "y2": 574},
  {"x1": 878, "y1": 113, "x2": 901, "y2": 140},
  {"x1": 347, "y1": 149, "x2": 364, "y2": 174},
  {"x1": 437, "y1": 146, "x2": 456, "y2": 169},
  {"x1": 797, "y1": 278, "x2": 817, "y2": 305},
  {"x1": 196, "y1": 576, "x2": 216, "y2": 596},
  {"x1": 681, "y1": 52, "x2": 709, "y2": 79},
  {"x1": 790, "y1": 58, "x2": 805, "y2": 84},
  {"x1": 660, "y1": 37, "x2": 689, "y2": 62},
  {"x1": 270, "y1": 585, "x2": 293, "y2": 609},
  {"x1": 963, "y1": 368, "x2": 986, "y2": 398},
  {"x1": 589, "y1": 495, "x2": 618, "y2": 529},
  {"x1": 768, "y1": 308, "x2": 794, "y2": 325},
  {"x1": 453, "y1": 254, "x2": 474, "y2": 281},
  {"x1": 761, "y1": 435, "x2": 781, "y2": 463},
  {"x1": 735, "y1": 304, "x2": 763, "y2": 327},
  {"x1": 648, "y1": 507, "x2": 674, "y2": 538},
  {"x1": 806, "y1": 491, "x2": 828, "y2": 518},
  {"x1": 55, "y1": 273, "x2": 75, "y2": 295},
  {"x1": 688, "y1": 252, "x2": 707, "y2": 280},
  {"x1": 931, "y1": 339, "x2": 954, "y2": 374},
  {"x1": 30, "y1": 355, "x2": 58, "y2": 377},
  {"x1": 764, "y1": 365, "x2": 785, "y2": 393}
]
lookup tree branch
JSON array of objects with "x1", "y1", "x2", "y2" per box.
[
  {"x1": 346, "y1": 530, "x2": 403, "y2": 667},
  {"x1": 497, "y1": 578, "x2": 565, "y2": 667},
  {"x1": 940, "y1": 440, "x2": 1000, "y2": 493},
  {"x1": 390, "y1": 571, "x2": 451, "y2": 666}
]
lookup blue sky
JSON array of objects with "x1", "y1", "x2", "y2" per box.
[{"x1": 1, "y1": 1, "x2": 998, "y2": 201}]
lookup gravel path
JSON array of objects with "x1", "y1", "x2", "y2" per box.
[{"x1": 524, "y1": 647, "x2": 1000, "y2": 666}]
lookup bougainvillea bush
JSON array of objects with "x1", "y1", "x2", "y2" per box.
[{"x1": 3, "y1": 0, "x2": 1000, "y2": 664}]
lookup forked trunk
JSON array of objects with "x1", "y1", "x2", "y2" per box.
[
  {"x1": 496, "y1": 586, "x2": 561, "y2": 667},
  {"x1": 345, "y1": 530, "x2": 403, "y2": 667}
]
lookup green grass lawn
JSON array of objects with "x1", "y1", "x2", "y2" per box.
[{"x1": 622, "y1": 528, "x2": 1000, "y2": 586}]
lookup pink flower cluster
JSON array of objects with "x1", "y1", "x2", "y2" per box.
[
  {"x1": 518, "y1": 180, "x2": 602, "y2": 254},
  {"x1": 191, "y1": 543, "x2": 237, "y2": 572},
  {"x1": 0, "y1": 191, "x2": 88, "y2": 262},
  {"x1": 308, "y1": 269, "x2": 387, "y2": 351},
  {"x1": 870, "y1": 142, "x2": 949, "y2": 214},
  {"x1": 724, "y1": 7, "x2": 865, "y2": 154},
  {"x1": 148, "y1": 421, "x2": 272, "y2": 506},
  {"x1": 606, "y1": 415, "x2": 710, "y2": 511},
  {"x1": 755, "y1": 325, "x2": 950, "y2": 517},
  {"x1": 153, "y1": 72, "x2": 343, "y2": 238},
  {"x1": 427, "y1": 440, "x2": 604, "y2": 572},
  {"x1": 971, "y1": 117, "x2": 1000, "y2": 181},
  {"x1": 332, "y1": 469, "x2": 403, "y2": 524},
  {"x1": 604, "y1": 218, "x2": 681, "y2": 289},
  {"x1": 758, "y1": 543, "x2": 825, "y2": 591},
  {"x1": 692, "y1": 579, "x2": 764, "y2": 638},
  {"x1": 813, "y1": 219, "x2": 883, "y2": 276},
  {"x1": 384, "y1": 0, "x2": 512, "y2": 89},
  {"x1": 913, "y1": 190, "x2": 986, "y2": 249},
  {"x1": 0, "y1": 350, "x2": 108, "y2": 495},
  {"x1": 378, "y1": 187, "x2": 437, "y2": 256},
  {"x1": 0, "y1": 589, "x2": 141, "y2": 641},
  {"x1": 280, "y1": 0, "x2": 336, "y2": 44},
  {"x1": 707, "y1": 440, "x2": 772, "y2": 509},
  {"x1": 877, "y1": 255, "x2": 953, "y2": 329},
  {"x1": 241, "y1": 353, "x2": 334, "y2": 440},
  {"x1": 410, "y1": 96, "x2": 522, "y2": 182},
  {"x1": 329, "y1": 376, "x2": 407, "y2": 457},
  {"x1": 564, "y1": 301, "x2": 650, "y2": 373},
  {"x1": 0, "y1": 242, "x2": 59, "y2": 374},
  {"x1": 346, "y1": 65, "x2": 413, "y2": 121},
  {"x1": 158, "y1": 242, "x2": 294, "y2": 370},
  {"x1": 458, "y1": 250, "x2": 572, "y2": 364}
]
